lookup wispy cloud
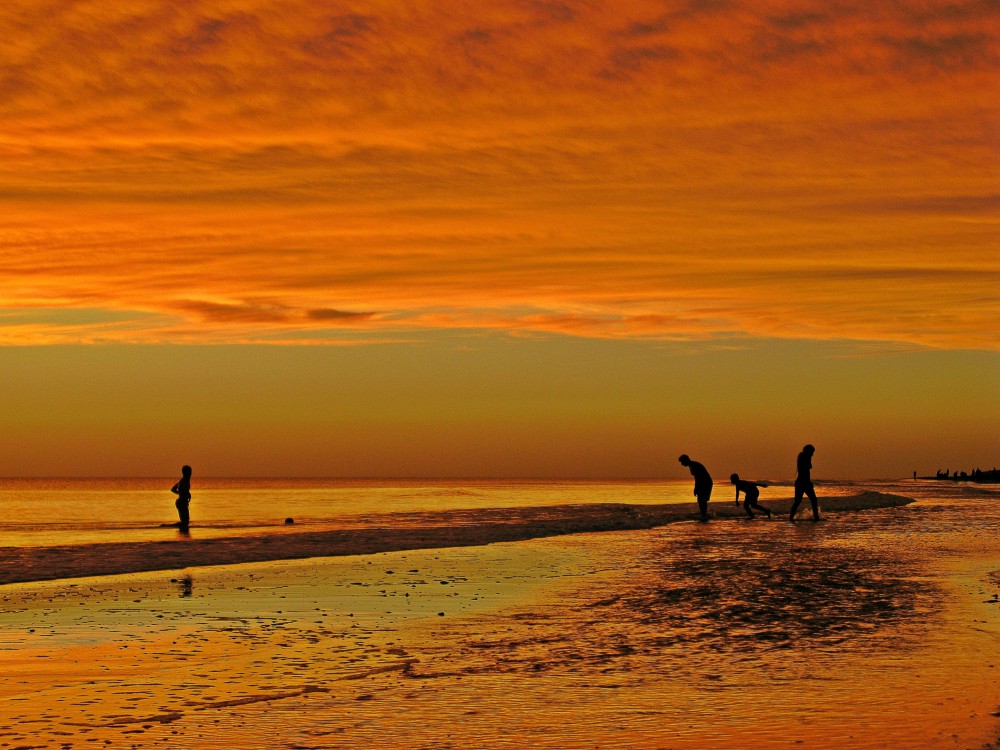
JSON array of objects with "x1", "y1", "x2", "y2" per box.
[{"x1": 0, "y1": 0, "x2": 996, "y2": 349}]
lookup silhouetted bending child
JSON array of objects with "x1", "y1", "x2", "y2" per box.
[
  {"x1": 171, "y1": 465, "x2": 192, "y2": 529},
  {"x1": 730, "y1": 474, "x2": 771, "y2": 519},
  {"x1": 679, "y1": 454, "x2": 712, "y2": 521},
  {"x1": 789, "y1": 444, "x2": 820, "y2": 521}
]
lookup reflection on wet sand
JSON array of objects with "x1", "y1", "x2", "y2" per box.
[
  {"x1": 623, "y1": 531, "x2": 934, "y2": 651},
  {"x1": 173, "y1": 574, "x2": 194, "y2": 598},
  {"x1": 395, "y1": 529, "x2": 937, "y2": 687},
  {"x1": 0, "y1": 488, "x2": 998, "y2": 749}
]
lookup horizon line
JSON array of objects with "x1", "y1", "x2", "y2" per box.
[{"x1": 0, "y1": 475, "x2": 911, "y2": 482}]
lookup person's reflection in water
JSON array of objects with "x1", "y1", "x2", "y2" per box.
[
  {"x1": 790, "y1": 444, "x2": 821, "y2": 522},
  {"x1": 176, "y1": 575, "x2": 193, "y2": 598}
]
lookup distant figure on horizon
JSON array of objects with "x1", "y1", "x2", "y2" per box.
[
  {"x1": 171, "y1": 465, "x2": 192, "y2": 530},
  {"x1": 790, "y1": 445, "x2": 820, "y2": 522},
  {"x1": 679, "y1": 454, "x2": 712, "y2": 521},
  {"x1": 730, "y1": 474, "x2": 772, "y2": 519}
]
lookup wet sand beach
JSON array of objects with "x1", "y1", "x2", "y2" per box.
[{"x1": 1, "y1": 485, "x2": 999, "y2": 749}]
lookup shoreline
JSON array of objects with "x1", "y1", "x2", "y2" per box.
[
  {"x1": 2, "y1": 487, "x2": 997, "y2": 750},
  {"x1": 0, "y1": 491, "x2": 914, "y2": 586}
]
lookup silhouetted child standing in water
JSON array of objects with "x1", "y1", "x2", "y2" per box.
[
  {"x1": 171, "y1": 465, "x2": 192, "y2": 529},
  {"x1": 790, "y1": 444, "x2": 820, "y2": 521},
  {"x1": 679, "y1": 454, "x2": 713, "y2": 521},
  {"x1": 730, "y1": 474, "x2": 772, "y2": 519}
]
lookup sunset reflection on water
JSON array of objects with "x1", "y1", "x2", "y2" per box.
[{"x1": 0, "y1": 482, "x2": 997, "y2": 749}]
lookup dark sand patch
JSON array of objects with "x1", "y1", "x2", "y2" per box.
[{"x1": 0, "y1": 492, "x2": 913, "y2": 585}]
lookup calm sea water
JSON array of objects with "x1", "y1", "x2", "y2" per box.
[
  {"x1": 0, "y1": 476, "x2": 969, "y2": 548},
  {"x1": 0, "y1": 478, "x2": 696, "y2": 547}
]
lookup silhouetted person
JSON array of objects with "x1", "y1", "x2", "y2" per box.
[
  {"x1": 171, "y1": 465, "x2": 192, "y2": 529},
  {"x1": 789, "y1": 444, "x2": 820, "y2": 521},
  {"x1": 679, "y1": 454, "x2": 712, "y2": 521},
  {"x1": 730, "y1": 474, "x2": 771, "y2": 519}
]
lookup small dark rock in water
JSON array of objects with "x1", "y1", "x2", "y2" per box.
[
  {"x1": 438, "y1": 612, "x2": 445, "y2": 616},
  {"x1": 284, "y1": 517, "x2": 294, "y2": 524}
]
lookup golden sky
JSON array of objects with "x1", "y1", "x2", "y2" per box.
[{"x1": 1, "y1": 0, "x2": 997, "y2": 477}]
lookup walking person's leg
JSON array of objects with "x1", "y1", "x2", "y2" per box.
[
  {"x1": 807, "y1": 485, "x2": 820, "y2": 521},
  {"x1": 790, "y1": 485, "x2": 803, "y2": 521}
]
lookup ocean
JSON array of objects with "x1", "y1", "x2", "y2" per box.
[{"x1": 0, "y1": 476, "x2": 896, "y2": 548}]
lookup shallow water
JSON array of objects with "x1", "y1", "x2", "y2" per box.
[
  {"x1": 0, "y1": 476, "x2": 883, "y2": 547},
  {"x1": 1, "y1": 480, "x2": 998, "y2": 749},
  {"x1": 0, "y1": 478, "x2": 701, "y2": 546}
]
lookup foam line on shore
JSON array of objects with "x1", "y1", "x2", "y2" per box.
[{"x1": 0, "y1": 492, "x2": 913, "y2": 585}]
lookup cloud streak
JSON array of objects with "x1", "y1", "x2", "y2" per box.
[{"x1": 0, "y1": 0, "x2": 996, "y2": 349}]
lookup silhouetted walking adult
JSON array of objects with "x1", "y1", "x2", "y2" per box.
[
  {"x1": 789, "y1": 445, "x2": 820, "y2": 521},
  {"x1": 730, "y1": 473, "x2": 772, "y2": 519},
  {"x1": 679, "y1": 454, "x2": 712, "y2": 521},
  {"x1": 171, "y1": 465, "x2": 192, "y2": 529}
]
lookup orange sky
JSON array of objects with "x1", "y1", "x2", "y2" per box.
[{"x1": 1, "y1": 0, "x2": 997, "y2": 477}]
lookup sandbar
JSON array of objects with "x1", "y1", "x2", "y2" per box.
[{"x1": 0, "y1": 491, "x2": 913, "y2": 585}]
